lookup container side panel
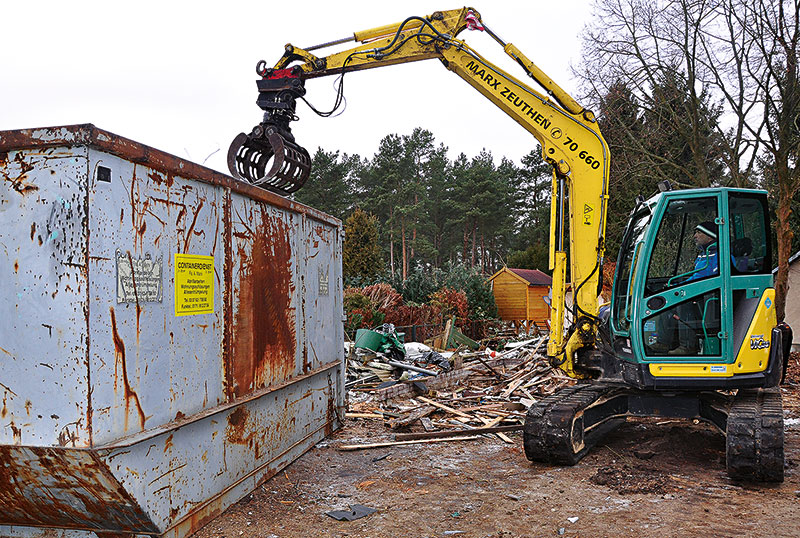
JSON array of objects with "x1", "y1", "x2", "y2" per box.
[
  {"x1": 87, "y1": 150, "x2": 224, "y2": 445},
  {"x1": 226, "y1": 195, "x2": 299, "y2": 399},
  {"x1": 103, "y1": 366, "x2": 341, "y2": 532},
  {"x1": 0, "y1": 147, "x2": 89, "y2": 447},
  {"x1": 0, "y1": 446, "x2": 157, "y2": 533},
  {"x1": 302, "y1": 216, "x2": 344, "y2": 376}
]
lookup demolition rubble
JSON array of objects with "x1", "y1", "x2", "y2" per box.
[{"x1": 340, "y1": 323, "x2": 574, "y2": 451}]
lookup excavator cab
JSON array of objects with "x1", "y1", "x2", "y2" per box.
[{"x1": 608, "y1": 187, "x2": 783, "y2": 389}]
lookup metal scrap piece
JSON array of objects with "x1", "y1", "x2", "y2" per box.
[{"x1": 325, "y1": 504, "x2": 377, "y2": 521}]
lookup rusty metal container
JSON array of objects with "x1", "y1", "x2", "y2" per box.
[{"x1": 0, "y1": 125, "x2": 345, "y2": 537}]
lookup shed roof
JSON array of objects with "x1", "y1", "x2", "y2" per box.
[{"x1": 509, "y1": 268, "x2": 552, "y2": 286}]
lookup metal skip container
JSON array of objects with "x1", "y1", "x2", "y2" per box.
[{"x1": 0, "y1": 125, "x2": 345, "y2": 537}]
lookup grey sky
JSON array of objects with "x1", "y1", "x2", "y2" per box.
[{"x1": 1, "y1": 1, "x2": 593, "y2": 174}]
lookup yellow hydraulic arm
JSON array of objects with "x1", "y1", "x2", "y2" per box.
[{"x1": 236, "y1": 7, "x2": 611, "y2": 376}]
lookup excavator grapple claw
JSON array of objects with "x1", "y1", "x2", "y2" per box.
[{"x1": 227, "y1": 126, "x2": 311, "y2": 196}]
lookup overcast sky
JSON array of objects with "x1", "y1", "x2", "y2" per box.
[{"x1": 0, "y1": 1, "x2": 594, "y2": 174}]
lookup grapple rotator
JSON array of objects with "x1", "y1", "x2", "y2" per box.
[{"x1": 227, "y1": 69, "x2": 311, "y2": 195}]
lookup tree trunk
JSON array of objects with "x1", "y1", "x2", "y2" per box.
[
  {"x1": 401, "y1": 216, "x2": 408, "y2": 281},
  {"x1": 480, "y1": 233, "x2": 486, "y2": 275},
  {"x1": 471, "y1": 225, "x2": 477, "y2": 268},
  {"x1": 411, "y1": 193, "x2": 417, "y2": 262},
  {"x1": 774, "y1": 189, "x2": 793, "y2": 322},
  {"x1": 463, "y1": 223, "x2": 470, "y2": 264}
]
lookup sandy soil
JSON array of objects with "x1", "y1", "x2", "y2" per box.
[{"x1": 194, "y1": 358, "x2": 800, "y2": 538}]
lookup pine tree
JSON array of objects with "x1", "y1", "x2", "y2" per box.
[
  {"x1": 343, "y1": 208, "x2": 383, "y2": 280},
  {"x1": 293, "y1": 148, "x2": 359, "y2": 221}
]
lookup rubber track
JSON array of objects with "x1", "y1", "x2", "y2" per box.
[
  {"x1": 726, "y1": 387, "x2": 784, "y2": 482},
  {"x1": 523, "y1": 383, "x2": 618, "y2": 465}
]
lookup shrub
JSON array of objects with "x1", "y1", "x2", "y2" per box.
[
  {"x1": 429, "y1": 287, "x2": 470, "y2": 320},
  {"x1": 361, "y1": 282, "x2": 403, "y2": 310}
]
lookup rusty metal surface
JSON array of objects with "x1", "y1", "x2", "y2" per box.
[
  {"x1": 0, "y1": 125, "x2": 345, "y2": 537},
  {"x1": 0, "y1": 125, "x2": 339, "y2": 228},
  {"x1": 0, "y1": 446, "x2": 157, "y2": 533},
  {"x1": 0, "y1": 146, "x2": 91, "y2": 448}
]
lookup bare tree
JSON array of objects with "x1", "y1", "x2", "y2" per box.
[{"x1": 579, "y1": 0, "x2": 800, "y2": 319}]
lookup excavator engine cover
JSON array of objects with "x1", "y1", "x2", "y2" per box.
[{"x1": 228, "y1": 74, "x2": 311, "y2": 195}]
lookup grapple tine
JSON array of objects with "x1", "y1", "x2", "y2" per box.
[{"x1": 227, "y1": 127, "x2": 311, "y2": 196}]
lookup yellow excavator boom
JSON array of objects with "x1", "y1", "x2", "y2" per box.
[{"x1": 229, "y1": 8, "x2": 611, "y2": 375}]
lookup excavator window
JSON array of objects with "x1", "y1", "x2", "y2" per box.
[
  {"x1": 612, "y1": 208, "x2": 652, "y2": 333},
  {"x1": 729, "y1": 194, "x2": 770, "y2": 275},
  {"x1": 645, "y1": 197, "x2": 719, "y2": 295}
]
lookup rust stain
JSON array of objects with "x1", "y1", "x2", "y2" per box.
[
  {"x1": 148, "y1": 170, "x2": 175, "y2": 189},
  {"x1": 30, "y1": 222, "x2": 35, "y2": 241},
  {"x1": 326, "y1": 376, "x2": 335, "y2": 437},
  {"x1": 211, "y1": 204, "x2": 220, "y2": 258},
  {"x1": 182, "y1": 199, "x2": 205, "y2": 253},
  {"x1": 127, "y1": 166, "x2": 150, "y2": 252},
  {"x1": 109, "y1": 307, "x2": 146, "y2": 431},
  {"x1": 225, "y1": 406, "x2": 255, "y2": 445},
  {"x1": 164, "y1": 433, "x2": 174, "y2": 454},
  {"x1": 1, "y1": 393, "x2": 7, "y2": 419},
  {"x1": 13, "y1": 260, "x2": 18, "y2": 273},
  {"x1": 1, "y1": 152, "x2": 38, "y2": 194},
  {"x1": 24, "y1": 400, "x2": 31, "y2": 416},
  {"x1": 226, "y1": 208, "x2": 296, "y2": 399},
  {"x1": 222, "y1": 191, "x2": 233, "y2": 399},
  {"x1": 9, "y1": 421, "x2": 21, "y2": 444},
  {"x1": 125, "y1": 252, "x2": 143, "y2": 344},
  {"x1": 57, "y1": 427, "x2": 77, "y2": 447},
  {"x1": 0, "y1": 445, "x2": 158, "y2": 532}
]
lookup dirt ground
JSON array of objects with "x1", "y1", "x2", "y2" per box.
[{"x1": 195, "y1": 359, "x2": 800, "y2": 538}]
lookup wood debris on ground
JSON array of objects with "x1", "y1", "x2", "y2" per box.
[{"x1": 340, "y1": 326, "x2": 575, "y2": 450}]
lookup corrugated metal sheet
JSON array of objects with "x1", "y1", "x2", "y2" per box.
[{"x1": 0, "y1": 125, "x2": 344, "y2": 537}]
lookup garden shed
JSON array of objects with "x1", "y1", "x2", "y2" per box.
[
  {"x1": 488, "y1": 267, "x2": 552, "y2": 331},
  {"x1": 776, "y1": 251, "x2": 800, "y2": 351}
]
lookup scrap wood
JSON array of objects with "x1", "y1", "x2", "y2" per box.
[
  {"x1": 480, "y1": 409, "x2": 526, "y2": 420},
  {"x1": 394, "y1": 424, "x2": 523, "y2": 441},
  {"x1": 500, "y1": 377, "x2": 527, "y2": 399},
  {"x1": 388, "y1": 405, "x2": 436, "y2": 430},
  {"x1": 416, "y1": 396, "x2": 474, "y2": 420},
  {"x1": 375, "y1": 368, "x2": 471, "y2": 403},
  {"x1": 338, "y1": 436, "x2": 480, "y2": 451},
  {"x1": 346, "y1": 412, "x2": 385, "y2": 419},
  {"x1": 478, "y1": 414, "x2": 513, "y2": 443},
  {"x1": 420, "y1": 417, "x2": 436, "y2": 431}
]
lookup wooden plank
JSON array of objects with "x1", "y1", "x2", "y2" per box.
[
  {"x1": 417, "y1": 396, "x2": 474, "y2": 420},
  {"x1": 388, "y1": 405, "x2": 436, "y2": 430},
  {"x1": 346, "y1": 413, "x2": 385, "y2": 419},
  {"x1": 338, "y1": 436, "x2": 480, "y2": 451},
  {"x1": 394, "y1": 424, "x2": 523, "y2": 441},
  {"x1": 477, "y1": 414, "x2": 514, "y2": 443}
]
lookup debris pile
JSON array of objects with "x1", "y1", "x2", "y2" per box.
[{"x1": 342, "y1": 324, "x2": 574, "y2": 450}]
